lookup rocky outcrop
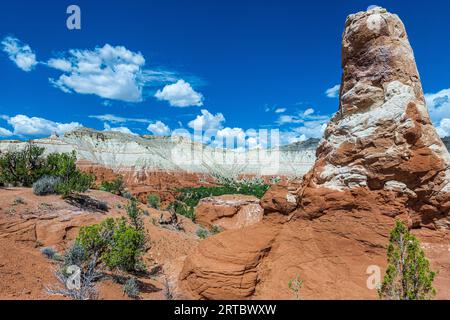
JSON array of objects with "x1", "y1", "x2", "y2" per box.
[
  {"x1": 260, "y1": 183, "x2": 300, "y2": 215},
  {"x1": 179, "y1": 7, "x2": 450, "y2": 300},
  {"x1": 195, "y1": 195, "x2": 264, "y2": 230},
  {"x1": 296, "y1": 6, "x2": 450, "y2": 230}
]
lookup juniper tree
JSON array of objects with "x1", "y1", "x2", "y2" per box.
[{"x1": 378, "y1": 220, "x2": 436, "y2": 300}]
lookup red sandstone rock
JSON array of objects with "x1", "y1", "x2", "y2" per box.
[{"x1": 195, "y1": 195, "x2": 263, "y2": 230}]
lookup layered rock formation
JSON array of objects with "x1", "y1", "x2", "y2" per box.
[
  {"x1": 179, "y1": 7, "x2": 450, "y2": 300},
  {"x1": 0, "y1": 128, "x2": 316, "y2": 177}
]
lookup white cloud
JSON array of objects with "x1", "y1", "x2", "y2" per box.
[
  {"x1": 425, "y1": 88, "x2": 450, "y2": 123},
  {"x1": 103, "y1": 123, "x2": 136, "y2": 135},
  {"x1": 276, "y1": 108, "x2": 329, "y2": 140},
  {"x1": 435, "y1": 118, "x2": 450, "y2": 137},
  {"x1": 147, "y1": 121, "x2": 170, "y2": 136},
  {"x1": 293, "y1": 121, "x2": 327, "y2": 139},
  {"x1": 48, "y1": 44, "x2": 147, "y2": 102},
  {"x1": 5, "y1": 114, "x2": 81, "y2": 136},
  {"x1": 0, "y1": 127, "x2": 13, "y2": 137},
  {"x1": 155, "y1": 79, "x2": 203, "y2": 107},
  {"x1": 325, "y1": 84, "x2": 340, "y2": 98},
  {"x1": 424, "y1": 88, "x2": 450, "y2": 137},
  {"x1": 89, "y1": 114, "x2": 150, "y2": 124},
  {"x1": 1, "y1": 36, "x2": 37, "y2": 72},
  {"x1": 188, "y1": 109, "x2": 225, "y2": 131},
  {"x1": 47, "y1": 58, "x2": 72, "y2": 72},
  {"x1": 275, "y1": 108, "x2": 286, "y2": 113}
]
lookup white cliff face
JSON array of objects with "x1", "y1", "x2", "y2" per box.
[{"x1": 0, "y1": 128, "x2": 317, "y2": 177}]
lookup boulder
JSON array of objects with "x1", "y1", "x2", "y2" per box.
[
  {"x1": 195, "y1": 195, "x2": 263, "y2": 230},
  {"x1": 260, "y1": 184, "x2": 298, "y2": 215}
]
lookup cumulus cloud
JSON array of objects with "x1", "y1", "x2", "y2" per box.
[
  {"x1": 147, "y1": 121, "x2": 170, "y2": 136},
  {"x1": 89, "y1": 114, "x2": 150, "y2": 124},
  {"x1": 188, "y1": 109, "x2": 225, "y2": 131},
  {"x1": 48, "y1": 44, "x2": 147, "y2": 102},
  {"x1": 424, "y1": 88, "x2": 450, "y2": 137},
  {"x1": 0, "y1": 127, "x2": 13, "y2": 137},
  {"x1": 1, "y1": 36, "x2": 37, "y2": 72},
  {"x1": 435, "y1": 118, "x2": 450, "y2": 137},
  {"x1": 155, "y1": 79, "x2": 203, "y2": 107},
  {"x1": 103, "y1": 123, "x2": 136, "y2": 135},
  {"x1": 4, "y1": 114, "x2": 81, "y2": 136},
  {"x1": 325, "y1": 84, "x2": 340, "y2": 98}
]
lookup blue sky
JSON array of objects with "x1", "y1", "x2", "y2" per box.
[{"x1": 1, "y1": 0, "x2": 450, "y2": 147}]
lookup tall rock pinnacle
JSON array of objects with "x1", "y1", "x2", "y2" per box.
[{"x1": 298, "y1": 6, "x2": 450, "y2": 230}]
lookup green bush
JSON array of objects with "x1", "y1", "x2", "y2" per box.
[
  {"x1": 0, "y1": 144, "x2": 47, "y2": 187},
  {"x1": 100, "y1": 176, "x2": 125, "y2": 195},
  {"x1": 210, "y1": 225, "x2": 223, "y2": 235},
  {"x1": 0, "y1": 147, "x2": 93, "y2": 197},
  {"x1": 55, "y1": 171, "x2": 94, "y2": 198},
  {"x1": 196, "y1": 228, "x2": 209, "y2": 239},
  {"x1": 47, "y1": 151, "x2": 94, "y2": 198},
  {"x1": 104, "y1": 218, "x2": 146, "y2": 272},
  {"x1": 378, "y1": 220, "x2": 436, "y2": 300},
  {"x1": 76, "y1": 208, "x2": 146, "y2": 272},
  {"x1": 147, "y1": 194, "x2": 160, "y2": 209}
]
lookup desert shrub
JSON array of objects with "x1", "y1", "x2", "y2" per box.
[
  {"x1": 125, "y1": 198, "x2": 145, "y2": 231},
  {"x1": 55, "y1": 171, "x2": 94, "y2": 198},
  {"x1": 100, "y1": 176, "x2": 125, "y2": 195},
  {"x1": 76, "y1": 214, "x2": 146, "y2": 273},
  {"x1": 147, "y1": 194, "x2": 160, "y2": 209},
  {"x1": 45, "y1": 151, "x2": 94, "y2": 198},
  {"x1": 47, "y1": 255, "x2": 99, "y2": 300},
  {"x1": 63, "y1": 242, "x2": 87, "y2": 267},
  {"x1": 196, "y1": 228, "x2": 209, "y2": 239},
  {"x1": 210, "y1": 225, "x2": 223, "y2": 235},
  {"x1": 378, "y1": 220, "x2": 436, "y2": 300},
  {"x1": 123, "y1": 278, "x2": 140, "y2": 299},
  {"x1": 0, "y1": 144, "x2": 47, "y2": 187},
  {"x1": 76, "y1": 218, "x2": 116, "y2": 258},
  {"x1": 33, "y1": 175, "x2": 61, "y2": 196},
  {"x1": 0, "y1": 147, "x2": 93, "y2": 197},
  {"x1": 104, "y1": 218, "x2": 146, "y2": 272},
  {"x1": 41, "y1": 247, "x2": 58, "y2": 260}
]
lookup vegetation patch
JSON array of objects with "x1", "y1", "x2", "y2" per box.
[
  {"x1": 0, "y1": 145, "x2": 94, "y2": 198},
  {"x1": 170, "y1": 177, "x2": 269, "y2": 221}
]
